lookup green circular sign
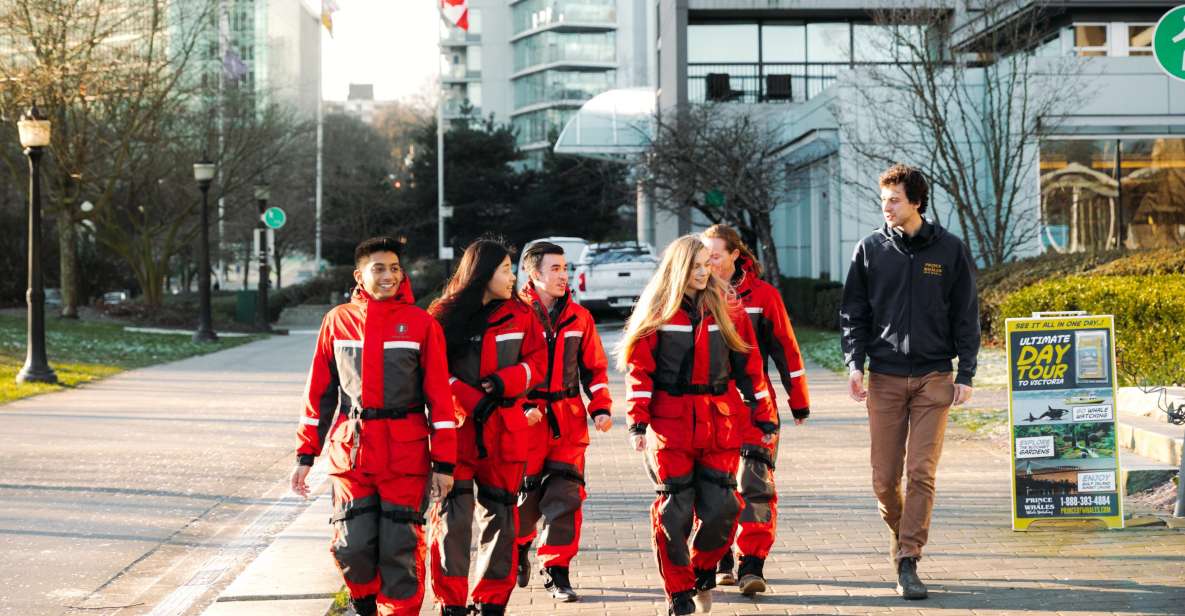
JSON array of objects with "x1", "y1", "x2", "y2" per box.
[
  {"x1": 262, "y1": 206, "x2": 286, "y2": 229},
  {"x1": 1154, "y1": 6, "x2": 1185, "y2": 81}
]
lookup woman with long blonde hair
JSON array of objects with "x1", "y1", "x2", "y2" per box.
[{"x1": 617, "y1": 235, "x2": 777, "y2": 616}]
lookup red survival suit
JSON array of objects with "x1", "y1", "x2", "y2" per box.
[
  {"x1": 428, "y1": 298, "x2": 546, "y2": 611},
  {"x1": 624, "y1": 296, "x2": 776, "y2": 602},
  {"x1": 296, "y1": 279, "x2": 457, "y2": 616},
  {"x1": 516, "y1": 283, "x2": 613, "y2": 571},
  {"x1": 730, "y1": 258, "x2": 811, "y2": 564}
]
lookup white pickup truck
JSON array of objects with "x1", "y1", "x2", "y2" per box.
[{"x1": 573, "y1": 241, "x2": 658, "y2": 314}]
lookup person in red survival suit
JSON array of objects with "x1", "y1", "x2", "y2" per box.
[
  {"x1": 427, "y1": 239, "x2": 548, "y2": 616},
  {"x1": 512, "y1": 242, "x2": 613, "y2": 602},
  {"x1": 618, "y1": 235, "x2": 777, "y2": 616},
  {"x1": 290, "y1": 237, "x2": 457, "y2": 616},
  {"x1": 701, "y1": 224, "x2": 811, "y2": 597}
]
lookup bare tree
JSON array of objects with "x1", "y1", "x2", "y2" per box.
[
  {"x1": 832, "y1": 2, "x2": 1091, "y2": 267},
  {"x1": 642, "y1": 104, "x2": 791, "y2": 288},
  {"x1": 0, "y1": 0, "x2": 213, "y2": 314}
]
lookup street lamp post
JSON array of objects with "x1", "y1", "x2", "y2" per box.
[
  {"x1": 254, "y1": 182, "x2": 271, "y2": 332},
  {"x1": 193, "y1": 157, "x2": 218, "y2": 343},
  {"x1": 16, "y1": 104, "x2": 57, "y2": 384}
]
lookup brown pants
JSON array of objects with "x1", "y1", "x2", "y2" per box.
[{"x1": 867, "y1": 370, "x2": 954, "y2": 562}]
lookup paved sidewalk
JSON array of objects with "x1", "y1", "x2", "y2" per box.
[
  {"x1": 0, "y1": 333, "x2": 319, "y2": 616},
  {"x1": 485, "y1": 361, "x2": 1185, "y2": 616}
]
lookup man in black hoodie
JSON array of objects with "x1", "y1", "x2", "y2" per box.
[{"x1": 840, "y1": 164, "x2": 979, "y2": 600}]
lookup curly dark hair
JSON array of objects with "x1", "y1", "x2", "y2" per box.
[
  {"x1": 354, "y1": 236, "x2": 404, "y2": 265},
  {"x1": 878, "y1": 164, "x2": 929, "y2": 215}
]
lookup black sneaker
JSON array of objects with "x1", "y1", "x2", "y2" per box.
[
  {"x1": 542, "y1": 565, "x2": 579, "y2": 602},
  {"x1": 438, "y1": 607, "x2": 472, "y2": 616},
  {"x1": 715, "y1": 550, "x2": 736, "y2": 586},
  {"x1": 478, "y1": 603, "x2": 506, "y2": 616},
  {"x1": 351, "y1": 594, "x2": 377, "y2": 616},
  {"x1": 896, "y1": 557, "x2": 928, "y2": 600},
  {"x1": 516, "y1": 543, "x2": 532, "y2": 588},
  {"x1": 736, "y1": 555, "x2": 767, "y2": 597},
  {"x1": 668, "y1": 589, "x2": 696, "y2": 615}
]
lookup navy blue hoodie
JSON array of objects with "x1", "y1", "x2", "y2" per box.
[{"x1": 840, "y1": 220, "x2": 979, "y2": 386}]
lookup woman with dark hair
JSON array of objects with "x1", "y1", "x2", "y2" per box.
[{"x1": 427, "y1": 238, "x2": 547, "y2": 616}]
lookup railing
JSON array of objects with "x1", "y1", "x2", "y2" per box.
[
  {"x1": 440, "y1": 29, "x2": 480, "y2": 45},
  {"x1": 513, "y1": 0, "x2": 616, "y2": 35},
  {"x1": 687, "y1": 62, "x2": 900, "y2": 104}
]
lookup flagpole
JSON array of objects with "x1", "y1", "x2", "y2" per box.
[
  {"x1": 217, "y1": 0, "x2": 227, "y2": 287},
  {"x1": 315, "y1": 20, "x2": 323, "y2": 269},
  {"x1": 437, "y1": 3, "x2": 448, "y2": 261}
]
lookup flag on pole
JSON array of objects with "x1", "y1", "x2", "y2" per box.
[
  {"x1": 441, "y1": 0, "x2": 468, "y2": 31},
  {"x1": 220, "y1": 3, "x2": 248, "y2": 82},
  {"x1": 321, "y1": 0, "x2": 339, "y2": 37}
]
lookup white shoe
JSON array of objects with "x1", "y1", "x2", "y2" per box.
[{"x1": 692, "y1": 589, "x2": 712, "y2": 613}]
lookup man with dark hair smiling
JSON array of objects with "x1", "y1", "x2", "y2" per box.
[
  {"x1": 513, "y1": 241, "x2": 613, "y2": 603},
  {"x1": 841, "y1": 164, "x2": 979, "y2": 601},
  {"x1": 291, "y1": 236, "x2": 456, "y2": 616}
]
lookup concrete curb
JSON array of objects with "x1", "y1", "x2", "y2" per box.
[{"x1": 199, "y1": 492, "x2": 339, "y2": 616}]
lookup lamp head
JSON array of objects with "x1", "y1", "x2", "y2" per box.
[
  {"x1": 17, "y1": 103, "x2": 51, "y2": 149},
  {"x1": 193, "y1": 155, "x2": 216, "y2": 184},
  {"x1": 254, "y1": 182, "x2": 270, "y2": 202}
]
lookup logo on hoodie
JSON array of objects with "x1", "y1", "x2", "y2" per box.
[{"x1": 923, "y1": 262, "x2": 943, "y2": 277}]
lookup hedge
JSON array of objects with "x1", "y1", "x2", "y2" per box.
[
  {"x1": 780, "y1": 276, "x2": 843, "y2": 330},
  {"x1": 997, "y1": 274, "x2": 1185, "y2": 387}
]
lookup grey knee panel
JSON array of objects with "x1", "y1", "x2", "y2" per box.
[
  {"x1": 475, "y1": 481, "x2": 518, "y2": 580},
  {"x1": 738, "y1": 454, "x2": 775, "y2": 524},
  {"x1": 691, "y1": 466, "x2": 740, "y2": 553},
  {"x1": 377, "y1": 502, "x2": 424, "y2": 600},
  {"x1": 331, "y1": 494, "x2": 381, "y2": 585},
  {"x1": 655, "y1": 474, "x2": 695, "y2": 567},
  {"x1": 438, "y1": 480, "x2": 475, "y2": 578},
  {"x1": 539, "y1": 469, "x2": 584, "y2": 546}
]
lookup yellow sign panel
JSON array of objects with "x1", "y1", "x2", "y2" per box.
[{"x1": 1005, "y1": 314, "x2": 1124, "y2": 531}]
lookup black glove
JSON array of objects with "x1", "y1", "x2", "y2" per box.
[
  {"x1": 628, "y1": 422, "x2": 648, "y2": 436},
  {"x1": 480, "y1": 374, "x2": 505, "y2": 398}
]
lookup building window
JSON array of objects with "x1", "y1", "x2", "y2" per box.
[
  {"x1": 1073, "y1": 23, "x2": 1108, "y2": 56},
  {"x1": 512, "y1": 0, "x2": 616, "y2": 35},
  {"x1": 1039, "y1": 138, "x2": 1185, "y2": 252},
  {"x1": 1126, "y1": 23, "x2": 1154, "y2": 56},
  {"x1": 1066, "y1": 22, "x2": 1157, "y2": 56},
  {"x1": 514, "y1": 69, "x2": 615, "y2": 109},
  {"x1": 690, "y1": 20, "x2": 906, "y2": 103},
  {"x1": 514, "y1": 31, "x2": 616, "y2": 72},
  {"x1": 688, "y1": 23, "x2": 758, "y2": 63},
  {"x1": 806, "y1": 22, "x2": 850, "y2": 62},
  {"x1": 1119, "y1": 139, "x2": 1185, "y2": 249},
  {"x1": 762, "y1": 22, "x2": 806, "y2": 62},
  {"x1": 513, "y1": 107, "x2": 578, "y2": 145}
]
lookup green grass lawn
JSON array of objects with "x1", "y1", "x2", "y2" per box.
[
  {"x1": 795, "y1": 325, "x2": 847, "y2": 373},
  {"x1": 0, "y1": 314, "x2": 262, "y2": 405}
]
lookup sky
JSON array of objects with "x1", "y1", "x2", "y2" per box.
[{"x1": 319, "y1": 0, "x2": 439, "y2": 102}]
